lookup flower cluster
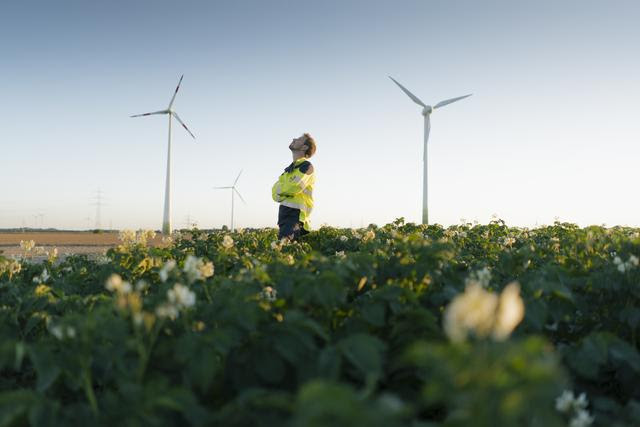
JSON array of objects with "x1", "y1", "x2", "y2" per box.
[
  {"x1": 47, "y1": 247, "x2": 58, "y2": 263},
  {"x1": 20, "y1": 240, "x2": 36, "y2": 253},
  {"x1": 260, "y1": 286, "x2": 277, "y2": 302},
  {"x1": 221, "y1": 235, "x2": 234, "y2": 249},
  {"x1": 183, "y1": 255, "x2": 214, "y2": 283},
  {"x1": 105, "y1": 274, "x2": 132, "y2": 294},
  {"x1": 49, "y1": 324, "x2": 76, "y2": 340},
  {"x1": 613, "y1": 254, "x2": 639, "y2": 273},
  {"x1": 118, "y1": 229, "x2": 156, "y2": 247},
  {"x1": 501, "y1": 236, "x2": 517, "y2": 247},
  {"x1": 0, "y1": 259, "x2": 22, "y2": 280},
  {"x1": 443, "y1": 281, "x2": 525, "y2": 343},
  {"x1": 339, "y1": 235, "x2": 348, "y2": 242},
  {"x1": 555, "y1": 390, "x2": 594, "y2": 427},
  {"x1": 362, "y1": 230, "x2": 376, "y2": 242},
  {"x1": 156, "y1": 283, "x2": 196, "y2": 320},
  {"x1": 32, "y1": 268, "x2": 50, "y2": 284}
]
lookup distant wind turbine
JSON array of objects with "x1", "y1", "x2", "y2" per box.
[
  {"x1": 131, "y1": 75, "x2": 196, "y2": 235},
  {"x1": 213, "y1": 170, "x2": 246, "y2": 232},
  {"x1": 389, "y1": 76, "x2": 471, "y2": 225}
]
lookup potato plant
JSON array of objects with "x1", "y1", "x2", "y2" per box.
[{"x1": 0, "y1": 219, "x2": 639, "y2": 426}]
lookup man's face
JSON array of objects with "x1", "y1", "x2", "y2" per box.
[{"x1": 289, "y1": 135, "x2": 308, "y2": 152}]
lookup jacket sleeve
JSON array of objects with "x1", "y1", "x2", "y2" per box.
[
  {"x1": 279, "y1": 170, "x2": 313, "y2": 197},
  {"x1": 272, "y1": 178, "x2": 284, "y2": 202}
]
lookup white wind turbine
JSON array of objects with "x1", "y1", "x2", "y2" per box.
[
  {"x1": 213, "y1": 170, "x2": 246, "y2": 232},
  {"x1": 131, "y1": 75, "x2": 196, "y2": 235},
  {"x1": 389, "y1": 76, "x2": 471, "y2": 225}
]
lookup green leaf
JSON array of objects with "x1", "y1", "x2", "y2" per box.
[
  {"x1": 0, "y1": 390, "x2": 38, "y2": 427},
  {"x1": 28, "y1": 346, "x2": 61, "y2": 392},
  {"x1": 338, "y1": 333, "x2": 386, "y2": 381}
]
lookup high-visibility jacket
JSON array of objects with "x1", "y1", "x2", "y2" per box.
[{"x1": 272, "y1": 157, "x2": 315, "y2": 231}]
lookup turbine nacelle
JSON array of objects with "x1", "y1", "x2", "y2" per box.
[{"x1": 421, "y1": 106, "x2": 433, "y2": 116}]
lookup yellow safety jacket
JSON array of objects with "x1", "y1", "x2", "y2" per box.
[{"x1": 272, "y1": 157, "x2": 315, "y2": 231}]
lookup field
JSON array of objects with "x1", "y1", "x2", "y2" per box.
[
  {"x1": 1, "y1": 220, "x2": 640, "y2": 426},
  {"x1": 0, "y1": 232, "x2": 163, "y2": 260}
]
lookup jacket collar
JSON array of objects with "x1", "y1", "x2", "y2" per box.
[{"x1": 284, "y1": 157, "x2": 308, "y2": 173}]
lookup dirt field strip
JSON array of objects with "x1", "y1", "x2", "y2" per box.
[{"x1": 0, "y1": 231, "x2": 166, "y2": 258}]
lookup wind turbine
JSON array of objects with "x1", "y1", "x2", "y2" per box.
[
  {"x1": 213, "y1": 170, "x2": 246, "y2": 232},
  {"x1": 389, "y1": 76, "x2": 471, "y2": 225},
  {"x1": 131, "y1": 75, "x2": 196, "y2": 235}
]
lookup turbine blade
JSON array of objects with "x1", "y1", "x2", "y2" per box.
[
  {"x1": 233, "y1": 188, "x2": 246, "y2": 204},
  {"x1": 388, "y1": 76, "x2": 426, "y2": 108},
  {"x1": 233, "y1": 169, "x2": 243, "y2": 186},
  {"x1": 130, "y1": 110, "x2": 168, "y2": 118},
  {"x1": 434, "y1": 94, "x2": 472, "y2": 109},
  {"x1": 172, "y1": 112, "x2": 195, "y2": 139},
  {"x1": 213, "y1": 186, "x2": 232, "y2": 189},
  {"x1": 168, "y1": 75, "x2": 184, "y2": 109}
]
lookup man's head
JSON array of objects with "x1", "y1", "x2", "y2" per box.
[{"x1": 289, "y1": 133, "x2": 316, "y2": 158}]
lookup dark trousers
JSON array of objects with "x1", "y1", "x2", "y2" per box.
[{"x1": 278, "y1": 205, "x2": 308, "y2": 240}]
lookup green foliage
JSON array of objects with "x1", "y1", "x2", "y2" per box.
[{"x1": 0, "y1": 221, "x2": 638, "y2": 426}]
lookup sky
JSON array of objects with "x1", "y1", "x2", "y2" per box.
[{"x1": 1, "y1": 0, "x2": 639, "y2": 230}]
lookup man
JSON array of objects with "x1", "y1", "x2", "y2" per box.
[{"x1": 272, "y1": 133, "x2": 317, "y2": 240}]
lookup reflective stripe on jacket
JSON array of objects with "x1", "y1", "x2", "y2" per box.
[{"x1": 272, "y1": 157, "x2": 315, "y2": 231}]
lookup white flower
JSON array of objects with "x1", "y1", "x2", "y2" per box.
[
  {"x1": 183, "y1": 255, "x2": 201, "y2": 282},
  {"x1": 573, "y1": 393, "x2": 588, "y2": 411},
  {"x1": 629, "y1": 255, "x2": 639, "y2": 267},
  {"x1": 339, "y1": 235, "x2": 348, "y2": 242},
  {"x1": 261, "y1": 286, "x2": 277, "y2": 302},
  {"x1": 49, "y1": 325, "x2": 76, "y2": 340},
  {"x1": 135, "y1": 280, "x2": 149, "y2": 292},
  {"x1": 555, "y1": 390, "x2": 575, "y2": 413},
  {"x1": 50, "y1": 325, "x2": 64, "y2": 340},
  {"x1": 105, "y1": 274, "x2": 132, "y2": 294},
  {"x1": 271, "y1": 241, "x2": 280, "y2": 250},
  {"x1": 443, "y1": 283, "x2": 499, "y2": 343},
  {"x1": 182, "y1": 256, "x2": 214, "y2": 283},
  {"x1": 444, "y1": 281, "x2": 525, "y2": 343},
  {"x1": 159, "y1": 260, "x2": 176, "y2": 282},
  {"x1": 362, "y1": 230, "x2": 375, "y2": 242},
  {"x1": 167, "y1": 283, "x2": 196, "y2": 309},
  {"x1": 335, "y1": 250, "x2": 346, "y2": 259},
  {"x1": 502, "y1": 236, "x2": 516, "y2": 246},
  {"x1": 492, "y1": 282, "x2": 525, "y2": 341},
  {"x1": 569, "y1": 409, "x2": 594, "y2": 427},
  {"x1": 32, "y1": 268, "x2": 50, "y2": 284},
  {"x1": 155, "y1": 303, "x2": 179, "y2": 320},
  {"x1": 118, "y1": 230, "x2": 136, "y2": 245},
  {"x1": 222, "y1": 235, "x2": 234, "y2": 249},
  {"x1": 199, "y1": 261, "x2": 214, "y2": 279}
]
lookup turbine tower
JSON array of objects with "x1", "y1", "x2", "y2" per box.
[
  {"x1": 389, "y1": 76, "x2": 471, "y2": 225},
  {"x1": 214, "y1": 170, "x2": 246, "y2": 232},
  {"x1": 131, "y1": 75, "x2": 196, "y2": 234}
]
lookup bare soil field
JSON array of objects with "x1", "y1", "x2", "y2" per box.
[{"x1": 0, "y1": 231, "x2": 164, "y2": 259}]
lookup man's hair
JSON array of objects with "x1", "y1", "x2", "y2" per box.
[{"x1": 303, "y1": 133, "x2": 317, "y2": 158}]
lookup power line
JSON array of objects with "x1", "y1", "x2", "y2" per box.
[{"x1": 90, "y1": 189, "x2": 107, "y2": 230}]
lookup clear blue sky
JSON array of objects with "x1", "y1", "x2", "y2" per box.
[{"x1": 2, "y1": 0, "x2": 639, "y2": 230}]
